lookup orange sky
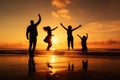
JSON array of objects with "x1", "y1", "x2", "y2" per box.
[{"x1": 0, "y1": 0, "x2": 120, "y2": 50}]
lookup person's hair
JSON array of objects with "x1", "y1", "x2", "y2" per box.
[{"x1": 43, "y1": 26, "x2": 51, "y2": 31}]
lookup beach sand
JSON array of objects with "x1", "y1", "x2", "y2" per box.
[{"x1": 0, "y1": 50, "x2": 120, "y2": 80}]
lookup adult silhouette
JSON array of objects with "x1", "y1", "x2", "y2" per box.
[
  {"x1": 77, "y1": 33, "x2": 88, "y2": 54},
  {"x1": 43, "y1": 26, "x2": 58, "y2": 50},
  {"x1": 60, "y1": 23, "x2": 82, "y2": 50},
  {"x1": 26, "y1": 14, "x2": 41, "y2": 57}
]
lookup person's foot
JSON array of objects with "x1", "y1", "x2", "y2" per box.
[{"x1": 46, "y1": 49, "x2": 50, "y2": 51}]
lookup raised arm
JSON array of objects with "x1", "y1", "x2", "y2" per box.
[
  {"x1": 86, "y1": 33, "x2": 88, "y2": 38},
  {"x1": 77, "y1": 34, "x2": 82, "y2": 39},
  {"x1": 35, "y1": 14, "x2": 41, "y2": 26},
  {"x1": 51, "y1": 27, "x2": 58, "y2": 31},
  {"x1": 72, "y1": 25, "x2": 82, "y2": 31},
  {"x1": 60, "y1": 23, "x2": 67, "y2": 30}
]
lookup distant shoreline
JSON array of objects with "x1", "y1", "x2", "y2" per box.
[{"x1": 0, "y1": 48, "x2": 120, "y2": 56}]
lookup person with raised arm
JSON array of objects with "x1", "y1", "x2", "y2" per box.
[
  {"x1": 77, "y1": 33, "x2": 88, "y2": 54},
  {"x1": 26, "y1": 14, "x2": 41, "y2": 56},
  {"x1": 43, "y1": 26, "x2": 58, "y2": 50},
  {"x1": 26, "y1": 14, "x2": 41, "y2": 74},
  {"x1": 60, "y1": 23, "x2": 82, "y2": 50}
]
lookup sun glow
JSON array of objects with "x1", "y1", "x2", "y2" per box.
[
  {"x1": 51, "y1": 48, "x2": 55, "y2": 51},
  {"x1": 51, "y1": 55, "x2": 55, "y2": 63},
  {"x1": 52, "y1": 37, "x2": 57, "y2": 44}
]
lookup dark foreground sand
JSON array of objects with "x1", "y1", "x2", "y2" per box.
[
  {"x1": 0, "y1": 51, "x2": 120, "y2": 80},
  {"x1": 0, "y1": 69, "x2": 120, "y2": 80}
]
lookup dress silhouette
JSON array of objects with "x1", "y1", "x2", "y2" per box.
[
  {"x1": 60, "y1": 23, "x2": 82, "y2": 50},
  {"x1": 43, "y1": 26, "x2": 58, "y2": 50},
  {"x1": 77, "y1": 33, "x2": 88, "y2": 54},
  {"x1": 26, "y1": 14, "x2": 41, "y2": 56}
]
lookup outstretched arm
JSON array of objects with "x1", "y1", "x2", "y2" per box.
[
  {"x1": 77, "y1": 34, "x2": 82, "y2": 39},
  {"x1": 51, "y1": 27, "x2": 58, "y2": 31},
  {"x1": 35, "y1": 14, "x2": 41, "y2": 26},
  {"x1": 72, "y1": 25, "x2": 82, "y2": 31},
  {"x1": 60, "y1": 23, "x2": 67, "y2": 30}
]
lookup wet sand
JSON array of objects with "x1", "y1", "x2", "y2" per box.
[{"x1": 0, "y1": 51, "x2": 120, "y2": 80}]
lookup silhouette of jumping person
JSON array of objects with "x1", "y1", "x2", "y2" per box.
[
  {"x1": 43, "y1": 26, "x2": 58, "y2": 50},
  {"x1": 60, "y1": 23, "x2": 82, "y2": 50},
  {"x1": 77, "y1": 33, "x2": 88, "y2": 54},
  {"x1": 26, "y1": 14, "x2": 41, "y2": 74},
  {"x1": 26, "y1": 14, "x2": 41, "y2": 56}
]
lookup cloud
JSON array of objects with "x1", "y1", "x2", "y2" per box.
[
  {"x1": 88, "y1": 39, "x2": 120, "y2": 48},
  {"x1": 51, "y1": 0, "x2": 71, "y2": 8},
  {"x1": 88, "y1": 40, "x2": 120, "y2": 45},
  {"x1": 52, "y1": 9, "x2": 71, "y2": 19},
  {"x1": 51, "y1": 0, "x2": 71, "y2": 19},
  {"x1": 0, "y1": 42, "x2": 27, "y2": 49},
  {"x1": 51, "y1": 11, "x2": 59, "y2": 18},
  {"x1": 77, "y1": 20, "x2": 120, "y2": 44},
  {"x1": 84, "y1": 21, "x2": 120, "y2": 33}
]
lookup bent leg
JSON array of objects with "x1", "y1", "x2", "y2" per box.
[{"x1": 47, "y1": 42, "x2": 52, "y2": 50}]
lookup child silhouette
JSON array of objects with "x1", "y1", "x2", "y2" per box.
[{"x1": 77, "y1": 33, "x2": 88, "y2": 54}]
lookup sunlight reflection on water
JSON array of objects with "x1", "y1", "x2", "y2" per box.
[
  {"x1": 0, "y1": 54, "x2": 120, "y2": 73},
  {"x1": 34, "y1": 54, "x2": 120, "y2": 73}
]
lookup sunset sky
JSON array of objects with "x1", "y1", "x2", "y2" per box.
[{"x1": 0, "y1": 0, "x2": 120, "y2": 50}]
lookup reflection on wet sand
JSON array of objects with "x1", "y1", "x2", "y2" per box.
[
  {"x1": 0, "y1": 52, "x2": 120, "y2": 80},
  {"x1": 82, "y1": 59, "x2": 88, "y2": 71},
  {"x1": 28, "y1": 56, "x2": 36, "y2": 75},
  {"x1": 35, "y1": 54, "x2": 89, "y2": 73}
]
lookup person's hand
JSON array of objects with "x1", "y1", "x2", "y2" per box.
[
  {"x1": 60, "y1": 23, "x2": 63, "y2": 25},
  {"x1": 79, "y1": 25, "x2": 82, "y2": 27},
  {"x1": 77, "y1": 34, "x2": 79, "y2": 36},
  {"x1": 38, "y1": 14, "x2": 41, "y2": 18}
]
